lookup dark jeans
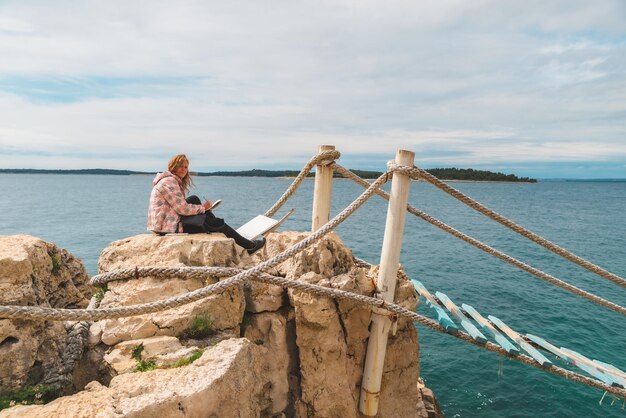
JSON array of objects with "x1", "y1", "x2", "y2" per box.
[{"x1": 180, "y1": 195, "x2": 254, "y2": 249}]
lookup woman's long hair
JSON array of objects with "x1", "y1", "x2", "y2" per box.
[{"x1": 167, "y1": 154, "x2": 195, "y2": 193}]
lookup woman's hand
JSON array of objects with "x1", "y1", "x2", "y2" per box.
[{"x1": 203, "y1": 200, "x2": 213, "y2": 210}]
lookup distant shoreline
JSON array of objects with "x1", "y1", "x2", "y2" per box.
[
  {"x1": 0, "y1": 168, "x2": 539, "y2": 182},
  {"x1": 4, "y1": 170, "x2": 623, "y2": 182},
  {"x1": 2, "y1": 169, "x2": 624, "y2": 182}
]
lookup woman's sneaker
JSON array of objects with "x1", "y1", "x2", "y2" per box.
[{"x1": 247, "y1": 237, "x2": 266, "y2": 255}]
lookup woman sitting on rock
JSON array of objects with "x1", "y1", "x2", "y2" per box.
[{"x1": 147, "y1": 154, "x2": 265, "y2": 254}]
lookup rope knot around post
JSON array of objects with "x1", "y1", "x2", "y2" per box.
[
  {"x1": 264, "y1": 147, "x2": 341, "y2": 218},
  {"x1": 313, "y1": 149, "x2": 341, "y2": 166},
  {"x1": 387, "y1": 160, "x2": 421, "y2": 180}
]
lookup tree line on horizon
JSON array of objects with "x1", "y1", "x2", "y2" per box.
[
  {"x1": 0, "y1": 167, "x2": 537, "y2": 182},
  {"x1": 426, "y1": 168, "x2": 537, "y2": 183}
]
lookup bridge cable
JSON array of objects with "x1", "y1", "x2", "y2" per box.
[
  {"x1": 264, "y1": 149, "x2": 340, "y2": 218},
  {"x1": 0, "y1": 160, "x2": 623, "y2": 398},
  {"x1": 0, "y1": 170, "x2": 389, "y2": 321},
  {"x1": 25, "y1": 263, "x2": 626, "y2": 400},
  {"x1": 333, "y1": 163, "x2": 626, "y2": 316},
  {"x1": 390, "y1": 162, "x2": 626, "y2": 289}
]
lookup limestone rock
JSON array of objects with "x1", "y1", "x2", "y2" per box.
[
  {"x1": 283, "y1": 259, "x2": 421, "y2": 417},
  {"x1": 0, "y1": 235, "x2": 92, "y2": 393},
  {"x1": 71, "y1": 344, "x2": 112, "y2": 392},
  {"x1": 1, "y1": 338, "x2": 268, "y2": 418},
  {"x1": 0, "y1": 235, "x2": 91, "y2": 308},
  {"x1": 242, "y1": 310, "x2": 297, "y2": 416},
  {"x1": 416, "y1": 382, "x2": 445, "y2": 418},
  {"x1": 87, "y1": 322, "x2": 102, "y2": 346},
  {"x1": 334, "y1": 271, "x2": 376, "y2": 390},
  {"x1": 290, "y1": 288, "x2": 357, "y2": 418},
  {"x1": 103, "y1": 336, "x2": 198, "y2": 374},
  {"x1": 102, "y1": 347, "x2": 137, "y2": 375},
  {"x1": 264, "y1": 231, "x2": 355, "y2": 280},
  {"x1": 96, "y1": 234, "x2": 246, "y2": 346},
  {"x1": 1, "y1": 231, "x2": 438, "y2": 417},
  {"x1": 246, "y1": 231, "x2": 357, "y2": 315},
  {"x1": 244, "y1": 281, "x2": 287, "y2": 313},
  {"x1": 98, "y1": 233, "x2": 250, "y2": 272}
]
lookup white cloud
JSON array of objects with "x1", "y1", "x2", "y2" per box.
[
  {"x1": 0, "y1": 15, "x2": 34, "y2": 33},
  {"x1": 0, "y1": 1, "x2": 624, "y2": 175}
]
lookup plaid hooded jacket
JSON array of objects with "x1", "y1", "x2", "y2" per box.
[{"x1": 147, "y1": 171, "x2": 205, "y2": 233}]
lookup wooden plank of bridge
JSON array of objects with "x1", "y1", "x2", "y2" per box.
[
  {"x1": 526, "y1": 334, "x2": 620, "y2": 387},
  {"x1": 560, "y1": 347, "x2": 626, "y2": 388},
  {"x1": 488, "y1": 316, "x2": 552, "y2": 366},
  {"x1": 592, "y1": 360, "x2": 626, "y2": 389},
  {"x1": 434, "y1": 292, "x2": 487, "y2": 343},
  {"x1": 412, "y1": 280, "x2": 458, "y2": 332},
  {"x1": 462, "y1": 304, "x2": 519, "y2": 355},
  {"x1": 593, "y1": 359, "x2": 626, "y2": 381}
]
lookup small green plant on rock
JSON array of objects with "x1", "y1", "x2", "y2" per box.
[
  {"x1": 180, "y1": 311, "x2": 215, "y2": 340},
  {"x1": 0, "y1": 384, "x2": 60, "y2": 411},
  {"x1": 172, "y1": 349, "x2": 205, "y2": 368},
  {"x1": 131, "y1": 343, "x2": 144, "y2": 361},
  {"x1": 49, "y1": 252, "x2": 61, "y2": 276},
  {"x1": 134, "y1": 359, "x2": 157, "y2": 372},
  {"x1": 93, "y1": 284, "x2": 108, "y2": 301},
  {"x1": 130, "y1": 343, "x2": 158, "y2": 372}
]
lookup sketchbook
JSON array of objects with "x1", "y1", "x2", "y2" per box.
[
  {"x1": 209, "y1": 199, "x2": 221, "y2": 210},
  {"x1": 236, "y1": 208, "x2": 295, "y2": 240}
]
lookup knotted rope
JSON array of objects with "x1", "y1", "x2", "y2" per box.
[
  {"x1": 416, "y1": 311, "x2": 626, "y2": 399},
  {"x1": 21, "y1": 262, "x2": 626, "y2": 399},
  {"x1": 0, "y1": 151, "x2": 621, "y2": 404},
  {"x1": 0, "y1": 171, "x2": 388, "y2": 321},
  {"x1": 264, "y1": 149, "x2": 340, "y2": 217},
  {"x1": 352, "y1": 256, "x2": 626, "y2": 399},
  {"x1": 333, "y1": 163, "x2": 626, "y2": 316},
  {"x1": 0, "y1": 171, "x2": 622, "y2": 399},
  {"x1": 388, "y1": 161, "x2": 626, "y2": 289},
  {"x1": 42, "y1": 296, "x2": 101, "y2": 388},
  {"x1": 4, "y1": 250, "x2": 619, "y2": 400}
]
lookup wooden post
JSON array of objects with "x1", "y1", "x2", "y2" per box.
[
  {"x1": 359, "y1": 149, "x2": 414, "y2": 416},
  {"x1": 311, "y1": 145, "x2": 335, "y2": 231}
]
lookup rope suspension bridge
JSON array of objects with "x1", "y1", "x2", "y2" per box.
[{"x1": 1, "y1": 146, "x2": 625, "y2": 415}]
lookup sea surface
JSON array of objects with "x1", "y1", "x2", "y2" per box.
[{"x1": 1, "y1": 174, "x2": 625, "y2": 417}]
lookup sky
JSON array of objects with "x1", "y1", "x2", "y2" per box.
[{"x1": 0, "y1": 1, "x2": 625, "y2": 178}]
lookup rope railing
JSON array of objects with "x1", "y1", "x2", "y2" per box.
[
  {"x1": 352, "y1": 257, "x2": 626, "y2": 399},
  {"x1": 0, "y1": 150, "x2": 624, "y2": 402},
  {"x1": 41, "y1": 295, "x2": 101, "y2": 388},
  {"x1": 264, "y1": 149, "x2": 340, "y2": 217},
  {"x1": 15, "y1": 261, "x2": 626, "y2": 400},
  {"x1": 89, "y1": 265, "x2": 626, "y2": 400},
  {"x1": 389, "y1": 162, "x2": 626, "y2": 289},
  {"x1": 0, "y1": 170, "x2": 389, "y2": 322},
  {"x1": 333, "y1": 163, "x2": 626, "y2": 316}
]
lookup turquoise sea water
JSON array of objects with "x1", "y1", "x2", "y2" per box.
[{"x1": 1, "y1": 174, "x2": 625, "y2": 417}]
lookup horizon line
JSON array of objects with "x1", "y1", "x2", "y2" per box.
[{"x1": 1, "y1": 167, "x2": 625, "y2": 181}]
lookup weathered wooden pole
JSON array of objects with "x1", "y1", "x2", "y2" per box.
[
  {"x1": 311, "y1": 145, "x2": 335, "y2": 231},
  {"x1": 359, "y1": 149, "x2": 415, "y2": 416}
]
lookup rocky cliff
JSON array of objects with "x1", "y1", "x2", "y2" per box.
[
  {"x1": 0, "y1": 233, "x2": 442, "y2": 417},
  {"x1": 0, "y1": 235, "x2": 92, "y2": 394}
]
